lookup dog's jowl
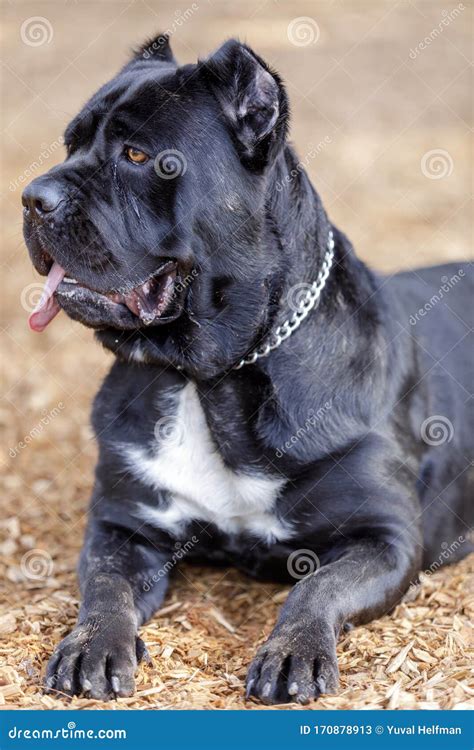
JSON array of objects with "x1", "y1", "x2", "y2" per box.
[{"x1": 22, "y1": 35, "x2": 473, "y2": 704}]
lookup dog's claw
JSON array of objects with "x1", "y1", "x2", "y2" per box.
[
  {"x1": 262, "y1": 682, "x2": 271, "y2": 698},
  {"x1": 246, "y1": 622, "x2": 339, "y2": 705},
  {"x1": 44, "y1": 618, "x2": 142, "y2": 700},
  {"x1": 136, "y1": 637, "x2": 152, "y2": 666},
  {"x1": 245, "y1": 678, "x2": 255, "y2": 698}
]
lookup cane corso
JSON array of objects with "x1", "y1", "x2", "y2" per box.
[{"x1": 22, "y1": 35, "x2": 473, "y2": 704}]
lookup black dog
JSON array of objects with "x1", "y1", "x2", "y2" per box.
[{"x1": 22, "y1": 36, "x2": 473, "y2": 704}]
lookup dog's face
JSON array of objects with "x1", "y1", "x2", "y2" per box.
[{"x1": 23, "y1": 36, "x2": 290, "y2": 374}]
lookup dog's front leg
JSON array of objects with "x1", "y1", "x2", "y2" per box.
[
  {"x1": 246, "y1": 538, "x2": 420, "y2": 704},
  {"x1": 46, "y1": 518, "x2": 171, "y2": 699}
]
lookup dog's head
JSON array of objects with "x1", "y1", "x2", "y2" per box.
[{"x1": 23, "y1": 36, "x2": 296, "y2": 374}]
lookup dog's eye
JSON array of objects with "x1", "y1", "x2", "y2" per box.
[{"x1": 125, "y1": 147, "x2": 149, "y2": 165}]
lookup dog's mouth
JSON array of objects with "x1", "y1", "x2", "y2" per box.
[{"x1": 28, "y1": 258, "x2": 180, "y2": 332}]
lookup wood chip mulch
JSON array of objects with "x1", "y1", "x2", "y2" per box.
[{"x1": 0, "y1": 511, "x2": 472, "y2": 710}]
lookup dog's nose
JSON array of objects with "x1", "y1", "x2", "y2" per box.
[{"x1": 22, "y1": 180, "x2": 64, "y2": 219}]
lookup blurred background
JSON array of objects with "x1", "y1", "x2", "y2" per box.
[{"x1": 1, "y1": 0, "x2": 472, "y2": 709}]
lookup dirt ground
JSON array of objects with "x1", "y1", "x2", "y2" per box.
[{"x1": 1, "y1": 0, "x2": 473, "y2": 710}]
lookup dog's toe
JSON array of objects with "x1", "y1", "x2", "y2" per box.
[
  {"x1": 107, "y1": 650, "x2": 138, "y2": 697},
  {"x1": 44, "y1": 617, "x2": 141, "y2": 700},
  {"x1": 246, "y1": 622, "x2": 339, "y2": 705},
  {"x1": 79, "y1": 651, "x2": 111, "y2": 700}
]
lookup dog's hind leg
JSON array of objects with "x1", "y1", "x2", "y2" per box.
[
  {"x1": 45, "y1": 518, "x2": 171, "y2": 700},
  {"x1": 246, "y1": 536, "x2": 421, "y2": 705}
]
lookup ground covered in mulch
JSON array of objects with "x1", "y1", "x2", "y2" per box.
[
  {"x1": 1, "y1": 0, "x2": 472, "y2": 711},
  {"x1": 0, "y1": 509, "x2": 473, "y2": 709}
]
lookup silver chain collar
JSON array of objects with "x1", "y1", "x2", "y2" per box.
[{"x1": 234, "y1": 229, "x2": 335, "y2": 369}]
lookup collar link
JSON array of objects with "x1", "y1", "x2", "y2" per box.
[{"x1": 234, "y1": 229, "x2": 335, "y2": 369}]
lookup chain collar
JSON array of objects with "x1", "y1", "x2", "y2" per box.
[{"x1": 234, "y1": 229, "x2": 335, "y2": 369}]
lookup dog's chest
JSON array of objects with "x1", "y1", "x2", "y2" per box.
[{"x1": 123, "y1": 383, "x2": 289, "y2": 542}]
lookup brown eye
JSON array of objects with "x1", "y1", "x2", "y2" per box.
[{"x1": 126, "y1": 147, "x2": 149, "y2": 164}]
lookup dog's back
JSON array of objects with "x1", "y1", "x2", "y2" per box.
[{"x1": 386, "y1": 263, "x2": 473, "y2": 565}]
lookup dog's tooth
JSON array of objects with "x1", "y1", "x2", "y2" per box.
[{"x1": 63, "y1": 277, "x2": 78, "y2": 284}]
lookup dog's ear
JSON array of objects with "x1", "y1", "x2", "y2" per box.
[
  {"x1": 201, "y1": 40, "x2": 289, "y2": 170},
  {"x1": 132, "y1": 33, "x2": 177, "y2": 64}
]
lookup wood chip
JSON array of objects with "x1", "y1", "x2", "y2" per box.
[{"x1": 386, "y1": 640, "x2": 414, "y2": 674}]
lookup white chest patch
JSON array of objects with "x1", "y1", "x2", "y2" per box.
[{"x1": 121, "y1": 383, "x2": 290, "y2": 543}]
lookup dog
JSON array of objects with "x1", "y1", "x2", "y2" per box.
[{"x1": 22, "y1": 35, "x2": 473, "y2": 704}]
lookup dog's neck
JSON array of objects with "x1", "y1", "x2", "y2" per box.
[
  {"x1": 249, "y1": 146, "x2": 356, "y2": 353},
  {"x1": 267, "y1": 146, "x2": 332, "y2": 288},
  {"x1": 240, "y1": 147, "x2": 410, "y2": 457}
]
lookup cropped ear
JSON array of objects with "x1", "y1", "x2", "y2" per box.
[
  {"x1": 132, "y1": 33, "x2": 177, "y2": 64},
  {"x1": 200, "y1": 40, "x2": 289, "y2": 170}
]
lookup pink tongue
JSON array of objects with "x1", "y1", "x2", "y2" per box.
[{"x1": 28, "y1": 262, "x2": 66, "y2": 332}]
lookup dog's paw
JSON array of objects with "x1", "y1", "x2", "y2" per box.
[
  {"x1": 45, "y1": 615, "x2": 149, "y2": 700},
  {"x1": 246, "y1": 621, "x2": 339, "y2": 705}
]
